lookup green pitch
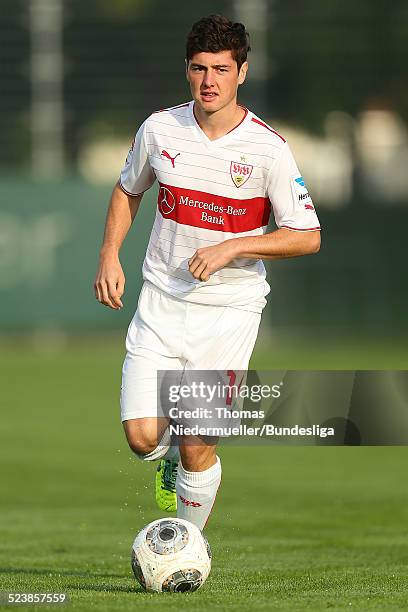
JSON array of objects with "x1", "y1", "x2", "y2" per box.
[{"x1": 1, "y1": 339, "x2": 408, "y2": 610}]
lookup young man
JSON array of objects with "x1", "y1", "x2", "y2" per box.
[{"x1": 94, "y1": 14, "x2": 320, "y2": 530}]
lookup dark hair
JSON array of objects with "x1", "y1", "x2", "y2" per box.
[{"x1": 186, "y1": 14, "x2": 250, "y2": 70}]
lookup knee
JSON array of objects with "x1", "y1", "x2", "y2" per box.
[
  {"x1": 127, "y1": 435, "x2": 157, "y2": 457},
  {"x1": 123, "y1": 424, "x2": 158, "y2": 458}
]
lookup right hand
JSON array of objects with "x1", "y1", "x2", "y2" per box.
[{"x1": 94, "y1": 250, "x2": 125, "y2": 310}]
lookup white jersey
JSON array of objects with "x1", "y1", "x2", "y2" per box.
[{"x1": 120, "y1": 101, "x2": 320, "y2": 313}]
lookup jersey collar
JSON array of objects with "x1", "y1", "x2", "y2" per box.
[{"x1": 189, "y1": 100, "x2": 250, "y2": 147}]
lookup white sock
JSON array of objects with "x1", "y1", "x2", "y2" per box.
[{"x1": 176, "y1": 457, "x2": 222, "y2": 531}]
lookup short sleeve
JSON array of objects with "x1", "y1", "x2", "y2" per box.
[
  {"x1": 267, "y1": 142, "x2": 320, "y2": 231},
  {"x1": 119, "y1": 120, "x2": 156, "y2": 195}
]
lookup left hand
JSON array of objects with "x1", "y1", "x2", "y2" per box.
[{"x1": 188, "y1": 241, "x2": 237, "y2": 282}]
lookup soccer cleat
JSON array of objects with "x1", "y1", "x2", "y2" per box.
[{"x1": 156, "y1": 459, "x2": 178, "y2": 512}]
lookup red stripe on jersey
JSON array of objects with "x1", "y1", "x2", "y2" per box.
[
  {"x1": 251, "y1": 118, "x2": 286, "y2": 142},
  {"x1": 227, "y1": 106, "x2": 248, "y2": 134},
  {"x1": 157, "y1": 183, "x2": 271, "y2": 233},
  {"x1": 281, "y1": 225, "x2": 321, "y2": 231}
]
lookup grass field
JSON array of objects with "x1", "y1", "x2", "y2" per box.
[{"x1": 1, "y1": 338, "x2": 408, "y2": 610}]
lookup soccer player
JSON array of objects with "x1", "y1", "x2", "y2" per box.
[{"x1": 94, "y1": 14, "x2": 321, "y2": 530}]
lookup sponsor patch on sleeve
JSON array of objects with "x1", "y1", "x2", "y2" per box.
[{"x1": 292, "y1": 174, "x2": 314, "y2": 209}]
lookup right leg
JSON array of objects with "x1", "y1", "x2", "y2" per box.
[
  {"x1": 123, "y1": 417, "x2": 180, "y2": 512},
  {"x1": 120, "y1": 283, "x2": 187, "y2": 511},
  {"x1": 123, "y1": 417, "x2": 177, "y2": 461}
]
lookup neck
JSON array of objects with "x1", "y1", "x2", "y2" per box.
[{"x1": 193, "y1": 98, "x2": 245, "y2": 141}]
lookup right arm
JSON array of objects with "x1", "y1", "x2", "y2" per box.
[{"x1": 94, "y1": 183, "x2": 143, "y2": 310}]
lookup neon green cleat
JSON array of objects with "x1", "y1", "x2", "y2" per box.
[{"x1": 155, "y1": 459, "x2": 178, "y2": 512}]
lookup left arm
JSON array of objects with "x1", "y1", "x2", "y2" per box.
[
  {"x1": 190, "y1": 140, "x2": 321, "y2": 282},
  {"x1": 188, "y1": 228, "x2": 320, "y2": 282},
  {"x1": 228, "y1": 227, "x2": 320, "y2": 259}
]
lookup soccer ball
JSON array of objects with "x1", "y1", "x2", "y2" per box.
[{"x1": 131, "y1": 517, "x2": 211, "y2": 593}]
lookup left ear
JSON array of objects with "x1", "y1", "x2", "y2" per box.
[{"x1": 238, "y1": 61, "x2": 248, "y2": 86}]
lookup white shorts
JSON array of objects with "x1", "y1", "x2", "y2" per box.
[{"x1": 120, "y1": 281, "x2": 261, "y2": 421}]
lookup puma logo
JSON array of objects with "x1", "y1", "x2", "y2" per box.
[
  {"x1": 162, "y1": 150, "x2": 180, "y2": 168},
  {"x1": 179, "y1": 495, "x2": 202, "y2": 508}
]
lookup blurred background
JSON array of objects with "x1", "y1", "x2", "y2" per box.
[
  {"x1": 1, "y1": 0, "x2": 408, "y2": 361},
  {"x1": 1, "y1": 4, "x2": 408, "y2": 604}
]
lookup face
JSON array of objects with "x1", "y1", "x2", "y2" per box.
[{"x1": 186, "y1": 50, "x2": 248, "y2": 114}]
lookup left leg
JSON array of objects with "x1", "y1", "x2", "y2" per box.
[
  {"x1": 176, "y1": 435, "x2": 221, "y2": 531},
  {"x1": 175, "y1": 303, "x2": 261, "y2": 530}
]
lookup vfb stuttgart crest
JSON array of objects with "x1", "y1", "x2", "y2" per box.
[{"x1": 230, "y1": 161, "x2": 253, "y2": 188}]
